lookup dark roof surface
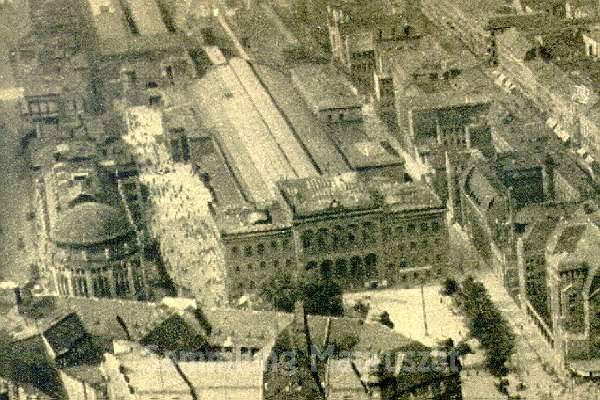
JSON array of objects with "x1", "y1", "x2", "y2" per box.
[
  {"x1": 554, "y1": 224, "x2": 587, "y2": 253},
  {"x1": 51, "y1": 202, "x2": 133, "y2": 246},
  {"x1": 42, "y1": 313, "x2": 87, "y2": 356}
]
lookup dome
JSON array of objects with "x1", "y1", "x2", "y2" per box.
[{"x1": 51, "y1": 202, "x2": 133, "y2": 246}]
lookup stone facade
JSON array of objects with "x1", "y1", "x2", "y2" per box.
[
  {"x1": 546, "y1": 209, "x2": 600, "y2": 376},
  {"x1": 280, "y1": 173, "x2": 449, "y2": 290}
]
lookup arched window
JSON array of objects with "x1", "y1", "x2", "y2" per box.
[
  {"x1": 113, "y1": 264, "x2": 130, "y2": 297},
  {"x1": 335, "y1": 259, "x2": 348, "y2": 278},
  {"x1": 350, "y1": 256, "x2": 363, "y2": 286},
  {"x1": 365, "y1": 254, "x2": 378, "y2": 279},
  {"x1": 320, "y1": 260, "x2": 333, "y2": 280},
  {"x1": 347, "y1": 224, "x2": 358, "y2": 245},
  {"x1": 302, "y1": 230, "x2": 314, "y2": 250},
  {"x1": 305, "y1": 261, "x2": 318, "y2": 271},
  {"x1": 317, "y1": 228, "x2": 330, "y2": 252},
  {"x1": 332, "y1": 225, "x2": 344, "y2": 250},
  {"x1": 362, "y1": 222, "x2": 376, "y2": 245}
]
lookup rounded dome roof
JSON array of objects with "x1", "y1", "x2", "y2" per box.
[{"x1": 51, "y1": 202, "x2": 133, "y2": 246}]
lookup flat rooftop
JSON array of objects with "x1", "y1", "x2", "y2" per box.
[
  {"x1": 339, "y1": 140, "x2": 403, "y2": 169},
  {"x1": 278, "y1": 173, "x2": 442, "y2": 218},
  {"x1": 211, "y1": 204, "x2": 291, "y2": 235},
  {"x1": 394, "y1": 62, "x2": 494, "y2": 111},
  {"x1": 278, "y1": 172, "x2": 377, "y2": 218},
  {"x1": 86, "y1": 0, "x2": 187, "y2": 56},
  {"x1": 291, "y1": 64, "x2": 362, "y2": 111}
]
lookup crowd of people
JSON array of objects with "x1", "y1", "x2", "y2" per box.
[{"x1": 124, "y1": 106, "x2": 227, "y2": 308}]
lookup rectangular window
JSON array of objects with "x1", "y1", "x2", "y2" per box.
[
  {"x1": 48, "y1": 101, "x2": 58, "y2": 113},
  {"x1": 30, "y1": 101, "x2": 40, "y2": 114}
]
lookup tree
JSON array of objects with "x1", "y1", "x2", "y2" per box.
[
  {"x1": 260, "y1": 273, "x2": 344, "y2": 317},
  {"x1": 376, "y1": 311, "x2": 395, "y2": 330},
  {"x1": 440, "y1": 278, "x2": 459, "y2": 296},
  {"x1": 302, "y1": 277, "x2": 344, "y2": 317},
  {"x1": 459, "y1": 277, "x2": 515, "y2": 377},
  {"x1": 260, "y1": 271, "x2": 302, "y2": 313}
]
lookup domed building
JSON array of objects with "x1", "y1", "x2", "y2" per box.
[{"x1": 50, "y1": 201, "x2": 147, "y2": 300}]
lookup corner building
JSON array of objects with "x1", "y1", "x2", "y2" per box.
[{"x1": 50, "y1": 201, "x2": 147, "y2": 300}]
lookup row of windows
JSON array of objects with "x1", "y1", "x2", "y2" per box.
[
  {"x1": 441, "y1": 136, "x2": 467, "y2": 147},
  {"x1": 55, "y1": 243, "x2": 136, "y2": 263},
  {"x1": 301, "y1": 223, "x2": 377, "y2": 252},
  {"x1": 382, "y1": 222, "x2": 441, "y2": 245},
  {"x1": 382, "y1": 220, "x2": 442, "y2": 239},
  {"x1": 397, "y1": 253, "x2": 445, "y2": 268},
  {"x1": 230, "y1": 238, "x2": 291, "y2": 258},
  {"x1": 58, "y1": 266, "x2": 137, "y2": 298},
  {"x1": 24, "y1": 99, "x2": 58, "y2": 116},
  {"x1": 232, "y1": 259, "x2": 294, "y2": 273},
  {"x1": 398, "y1": 238, "x2": 445, "y2": 253}
]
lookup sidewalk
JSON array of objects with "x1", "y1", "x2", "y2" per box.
[
  {"x1": 448, "y1": 224, "x2": 598, "y2": 399},
  {"x1": 478, "y1": 270, "x2": 566, "y2": 398}
]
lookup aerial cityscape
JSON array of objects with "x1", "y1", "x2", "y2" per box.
[{"x1": 0, "y1": 0, "x2": 599, "y2": 398}]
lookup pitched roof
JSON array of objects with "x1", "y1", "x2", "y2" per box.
[
  {"x1": 113, "y1": 349, "x2": 192, "y2": 396},
  {"x1": 522, "y1": 218, "x2": 561, "y2": 253},
  {"x1": 554, "y1": 224, "x2": 588, "y2": 253},
  {"x1": 326, "y1": 358, "x2": 366, "y2": 393},
  {"x1": 515, "y1": 202, "x2": 580, "y2": 225},
  {"x1": 278, "y1": 173, "x2": 377, "y2": 217},
  {"x1": 177, "y1": 360, "x2": 263, "y2": 393},
  {"x1": 202, "y1": 308, "x2": 293, "y2": 349},
  {"x1": 463, "y1": 163, "x2": 507, "y2": 209},
  {"x1": 339, "y1": 141, "x2": 403, "y2": 169},
  {"x1": 547, "y1": 209, "x2": 600, "y2": 269},
  {"x1": 35, "y1": 297, "x2": 177, "y2": 342},
  {"x1": 42, "y1": 313, "x2": 87, "y2": 357},
  {"x1": 60, "y1": 365, "x2": 106, "y2": 386},
  {"x1": 329, "y1": 0, "x2": 408, "y2": 31},
  {"x1": 303, "y1": 316, "x2": 422, "y2": 354}
]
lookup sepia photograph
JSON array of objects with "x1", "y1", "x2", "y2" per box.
[{"x1": 0, "y1": 0, "x2": 599, "y2": 398}]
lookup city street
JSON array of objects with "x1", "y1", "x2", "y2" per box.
[
  {"x1": 451, "y1": 223, "x2": 600, "y2": 399},
  {"x1": 0, "y1": 0, "x2": 35, "y2": 286},
  {"x1": 0, "y1": 100, "x2": 36, "y2": 285}
]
